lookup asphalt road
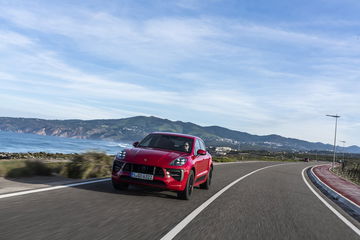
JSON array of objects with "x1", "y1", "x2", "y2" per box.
[{"x1": 0, "y1": 161, "x2": 359, "y2": 240}]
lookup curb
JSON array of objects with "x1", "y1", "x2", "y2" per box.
[{"x1": 307, "y1": 166, "x2": 360, "y2": 222}]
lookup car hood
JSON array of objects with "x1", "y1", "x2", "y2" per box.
[{"x1": 124, "y1": 147, "x2": 187, "y2": 165}]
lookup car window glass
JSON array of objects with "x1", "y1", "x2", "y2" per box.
[
  {"x1": 138, "y1": 134, "x2": 153, "y2": 147},
  {"x1": 199, "y1": 140, "x2": 206, "y2": 151},
  {"x1": 138, "y1": 134, "x2": 193, "y2": 153},
  {"x1": 194, "y1": 139, "x2": 201, "y2": 154}
]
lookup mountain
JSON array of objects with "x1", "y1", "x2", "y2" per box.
[{"x1": 0, "y1": 116, "x2": 359, "y2": 153}]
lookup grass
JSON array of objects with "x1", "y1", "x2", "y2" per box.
[
  {"x1": 332, "y1": 160, "x2": 360, "y2": 185},
  {"x1": 0, "y1": 160, "x2": 52, "y2": 178},
  {"x1": 1, "y1": 151, "x2": 316, "y2": 179},
  {"x1": 0, "y1": 152, "x2": 113, "y2": 179},
  {"x1": 212, "y1": 154, "x2": 297, "y2": 163},
  {"x1": 213, "y1": 156, "x2": 240, "y2": 162},
  {"x1": 60, "y1": 152, "x2": 112, "y2": 179}
]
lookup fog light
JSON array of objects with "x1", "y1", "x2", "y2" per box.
[{"x1": 166, "y1": 169, "x2": 184, "y2": 181}]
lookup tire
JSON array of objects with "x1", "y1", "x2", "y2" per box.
[
  {"x1": 200, "y1": 167, "x2": 213, "y2": 190},
  {"x1": 112, "y1": 180, "x2": 129, "y2": 190},
  {"x1": 177, "y1": 170, "x2": 195, "y2": 200}
]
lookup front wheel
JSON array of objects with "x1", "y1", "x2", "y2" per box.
[
  {"x1": 177, "y1": 170, "x2": 194, "y2": 200},
  {"x1": 200, "y1": 167, "x2": 213, "y2": 190}
]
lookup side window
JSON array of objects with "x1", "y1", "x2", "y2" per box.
[
  {"x1": 194, "y1": 139, "x2": 201, "y2": 154},
  {"x1": 139, "y1": 134, "x2": 153, "y2": 147},
  {"x1": 199, "y1": 140, "x2": 206, "y2": 151}
]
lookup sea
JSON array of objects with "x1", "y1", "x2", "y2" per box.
[{"x1": 0, "y1": 131, "x2": 130, "y2": 154}]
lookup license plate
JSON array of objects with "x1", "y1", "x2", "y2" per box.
[{"x1": 130, "y1": 172, "x2": 154, "y2": 180}]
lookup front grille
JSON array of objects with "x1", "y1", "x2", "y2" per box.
[
  {"x1": 133, "y1": 164, "x2": 154, "y2": 174},
  {"x1": 122, "y1": 163, "x2": 164, "y2": 177},
  {"x1": 155, "y1": 167, "x2": 164, "y2": 177},
  {"x1": 119, "y1": 176, "x2": 166, "y2": 186}
]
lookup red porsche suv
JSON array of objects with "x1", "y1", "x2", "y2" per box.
[{"x1": 111, "y1": 132, "x2": 213, "y2": 200}]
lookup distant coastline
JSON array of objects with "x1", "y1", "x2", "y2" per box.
[
  {"x1": 0, "y1": 131, "x2": 128, "y2": 154},
  {"x1": 1, "y1": 116, "x2": 360, "y2": 153}
]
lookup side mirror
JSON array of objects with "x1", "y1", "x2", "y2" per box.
[
  {"x1": 197, "y1": 149, "x2": 206, "y2": 155},
  {"x1": 133, "y1": 141, "x2": 139, "y2": 147}
]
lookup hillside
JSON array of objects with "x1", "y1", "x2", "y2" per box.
[{"x1": 0, "y1": 116, "x2": 359, "y2": 153}]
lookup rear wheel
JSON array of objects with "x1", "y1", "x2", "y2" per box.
[
  {"x1": 200, "y1": 167, "x2": 213, "y2": 190},
  {"x1": 112, "y1": 180, "x2": 129, "y2": 190},
  {"x1": 177, "y1": 170, "x2": 194, "y2": 200}
]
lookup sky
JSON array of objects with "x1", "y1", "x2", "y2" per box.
[{"x1": 0, "y1": 0, "x2": 359, "y2": 146}]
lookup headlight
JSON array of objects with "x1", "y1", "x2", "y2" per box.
[
  {"x1": 170, "y1": 157, "x2": 188, "y2": 166},
  {"x1": 115, "y1": 150, "x2": 126, "y2": 160}
]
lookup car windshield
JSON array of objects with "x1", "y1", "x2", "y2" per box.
[{"x1": 138, "y1": 134, "x2": 193, "y2": 153}]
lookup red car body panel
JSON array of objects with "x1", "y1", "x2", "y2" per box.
[{"x1": 111, "y1": 132, "x2": 213, "y2": 192}]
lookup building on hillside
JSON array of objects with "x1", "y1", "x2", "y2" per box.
[{"x1": 215, "y1": 147, "x2": 232, "y2": 155}]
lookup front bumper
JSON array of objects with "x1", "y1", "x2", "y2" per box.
[{"x1": 111, "y1": 161, "x2": 189, "y2": 191}]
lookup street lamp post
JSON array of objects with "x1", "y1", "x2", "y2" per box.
[{"x1": 326, "y1": 114, "x2": 340, "y2": 169}]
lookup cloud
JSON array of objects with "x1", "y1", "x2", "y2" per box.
[
  {"x1": 0, "y1": 3, "x2": 359, "y2": 145},
  {"x1": 0, "y1": 29, "x2": 263, "y2": 120},
  {"x1": 0, "y1": 30, "x2": 34, "y2": 49},
  {"x1": 0, "y1": 93, "x2": 149, "y2": 120}
]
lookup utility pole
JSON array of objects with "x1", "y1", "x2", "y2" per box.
[{"x1": 326, "y1": 114, "x2": 340, "y2": 169}]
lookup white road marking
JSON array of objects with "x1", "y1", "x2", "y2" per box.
[
  {"x1": 0, "y1": 178, "x2": 110, "y2": 199},
  {"x1": 302, "y1": 167, "x2": 360, "y2": 237},
  {"x1": 160, "y1": 163, "x2": 290, "y2": 240},
  {"x1": 0, "y1": 161, "x2": 262, "y2": 199}
]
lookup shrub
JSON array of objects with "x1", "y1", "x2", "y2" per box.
[
  {"x1": 333, "y1": 160, "x2": 360, "y2": 185},
  {"x1": 213, "y1": 156, "x2": 238, "y2": 162},
  {"x1": 60, "y1": 152, "x2": 112, "y2": 179},
  {"x1": 2, "y1": 160, "x2": 52, "y2": 178}
]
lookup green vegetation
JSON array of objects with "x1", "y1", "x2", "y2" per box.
[
  {"x1": 2, "y1": 150, "x2": 360, "y2": 180},
  {"x1": 60, "y1": 152, "x2": 112, "y2": 179},
  {"x1": 332, "y1": 160, "x2": 360, "y2": 185},
  {"x1": 0, "y1": 152, "x2": 113, "y2": 179},
  {"x1": 211, "y1": 149, "x2": 360, "y2": 163},
  {"x1": 212, "y1": 151, "x2": 313, "y2": 162},
  {"x1": 212, "y1": 156, "x2": 240, "y2": 162},
  {"x1": 0, "y1": 160, "x2": 52, "y2": 177},
  {"x1": 213, "y1": 155, "x2": 295, "y2": 162}
]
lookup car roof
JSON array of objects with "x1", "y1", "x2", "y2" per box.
[{"x1": 150, "y1": 132, "x2": 199, "y2": 139}]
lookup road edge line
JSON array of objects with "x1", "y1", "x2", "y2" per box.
[
  {"x1": 0, "y1": 178, "x2": 110, "y2": 199},
  {"x1": 301, "y1": 166, "x2": 360, "y2": 237}
]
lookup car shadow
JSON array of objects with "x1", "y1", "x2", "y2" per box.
[
  {"x1": 2, "y1": 175, "x2": 181, "y2": 200},
  {"x1": 111, "y1": 185, "x2": 178, "y2": 199},
  {"x1": 69, "y1": 178, "x2": 204, "y2": 200}
]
